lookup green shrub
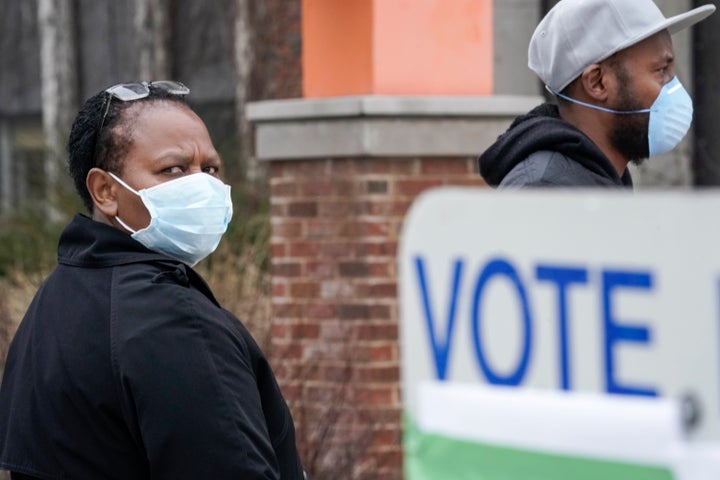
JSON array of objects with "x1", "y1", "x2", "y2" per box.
[{"x1": 0, "y1": 210, "x2": 68, "y2": 277}]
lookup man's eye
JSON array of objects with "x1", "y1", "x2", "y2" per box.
[
  {"x1": 203, "y1": 166, "x2": 220, "y2": 175},
  {"x1": 164, "y1": 166, "x2": 184, "y2": 174}
]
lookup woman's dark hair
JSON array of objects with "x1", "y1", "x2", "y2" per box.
[{"x1": 67, "y1": 84, "x2": 188, "y2": 212}]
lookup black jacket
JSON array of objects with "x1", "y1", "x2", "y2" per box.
[
  {"x1": 478, "y1": 103, "x2": 633, "y2": 188},
  {"x1": 0, "y1": 214, "x2": 303, "y2": 479}
]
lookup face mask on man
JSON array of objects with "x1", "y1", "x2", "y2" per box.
[
  {"x1": 548, "y1": 76, "x2": 694, "y2": 158},
  {"x1": 108, "y1": 172, "x2": 233, "y2": 266}
]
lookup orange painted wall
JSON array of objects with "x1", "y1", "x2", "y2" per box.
[
  {"x1": 301, "y1": 0, "x2": 374, "y2": 97},
  {"x1": 374, "y1": 0, "x2": 493, "y2": 95},
  {"x1": 302, "y1": 0, "x2": 493, "y2": 97}
]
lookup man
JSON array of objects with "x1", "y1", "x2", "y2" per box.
[
  {"x1": 478, "y1": 0, "x2": 715, "y2": 188},
  {"x1": 0, "y1": 82, "x2": 304, "y2": 479}
]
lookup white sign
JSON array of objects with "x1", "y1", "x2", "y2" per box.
[
  {"x1": 399, "y1": 189, "x2": 720, "y2": 477},
  {"x1": 412, "y1": 381, "x2": 720, "y2": 479}
]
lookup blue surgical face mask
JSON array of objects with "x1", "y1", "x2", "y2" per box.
[
  {"x1": 108, "y1": 172, "x2": 233, "y2": 266},
  {"x1": 548, "y1": 76, "x2": 694, "y2": 158}
]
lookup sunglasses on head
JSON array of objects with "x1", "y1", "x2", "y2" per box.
[
  {"x1": 94, "y1": 80, "x2": 190, "y2": 164},
  {"x1": 104, "y1": 80, "x2": 190, "y2": 102}
]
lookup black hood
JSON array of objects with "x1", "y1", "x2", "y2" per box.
[{"x1": 478, "y1": 103, "x2": 631, "y2": 187}]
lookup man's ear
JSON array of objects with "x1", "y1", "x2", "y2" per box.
[
  {"x1": 580, "y1": 63, "x2": 609, "y2": 102},
  {"x1": 86, "y1": 167, "x2": 118, "y2": 218}
]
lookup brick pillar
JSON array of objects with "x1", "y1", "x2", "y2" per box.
[
  {"x1": 248, "y1": 96, "x2": 540, "y2": 479},
  {"x1": 270, "y1": 157, "x2": 485, "y2": 478}
]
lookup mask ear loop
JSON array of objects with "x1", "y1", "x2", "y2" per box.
[
  {"x1": 545, "y1": 85, "x2": 652, "y2": 115},
  {"x1": 114, "y1": 215, "x2": 138, "y2": 234},
  {"x1": 107, "y1": 171, "x2": 141, "y2": 195},
  {"x1": 107, "y1": 172, "x2": 141, "y2": 234}
]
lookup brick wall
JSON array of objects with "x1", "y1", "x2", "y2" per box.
[{"x1": 268, "y1": 156, "x2": 486, "y2": 479}]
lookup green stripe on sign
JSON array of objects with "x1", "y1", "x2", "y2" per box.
[{"x1": 404, "y1": 413, "x2": 675, "y2": 480}]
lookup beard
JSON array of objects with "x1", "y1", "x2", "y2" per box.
[
  {"x1": 610, "y1": 108, "x2": 650, "y2": 166},
  {"x1": 609, "y1": 68, "x2": 651, "y2": 166}
]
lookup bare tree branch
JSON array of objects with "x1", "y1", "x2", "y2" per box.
[
  {"x1": 234, "y1": 0, "x2": 256, "y2": 181},
  {"x1": 38, "y1": 0, "x2": 77, "y2": 220},
  {"x1": 134, "y1": 0, "x2": 170, "y2": 80}
]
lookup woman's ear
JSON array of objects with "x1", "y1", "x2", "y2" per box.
[{"x1": 86, "y1": 167, "x2": 118, "y2": 218}]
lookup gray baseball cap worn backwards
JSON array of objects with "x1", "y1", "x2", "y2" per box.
[{"x1": 529, "y1": 0, "x2": 716, "y2": 92}]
